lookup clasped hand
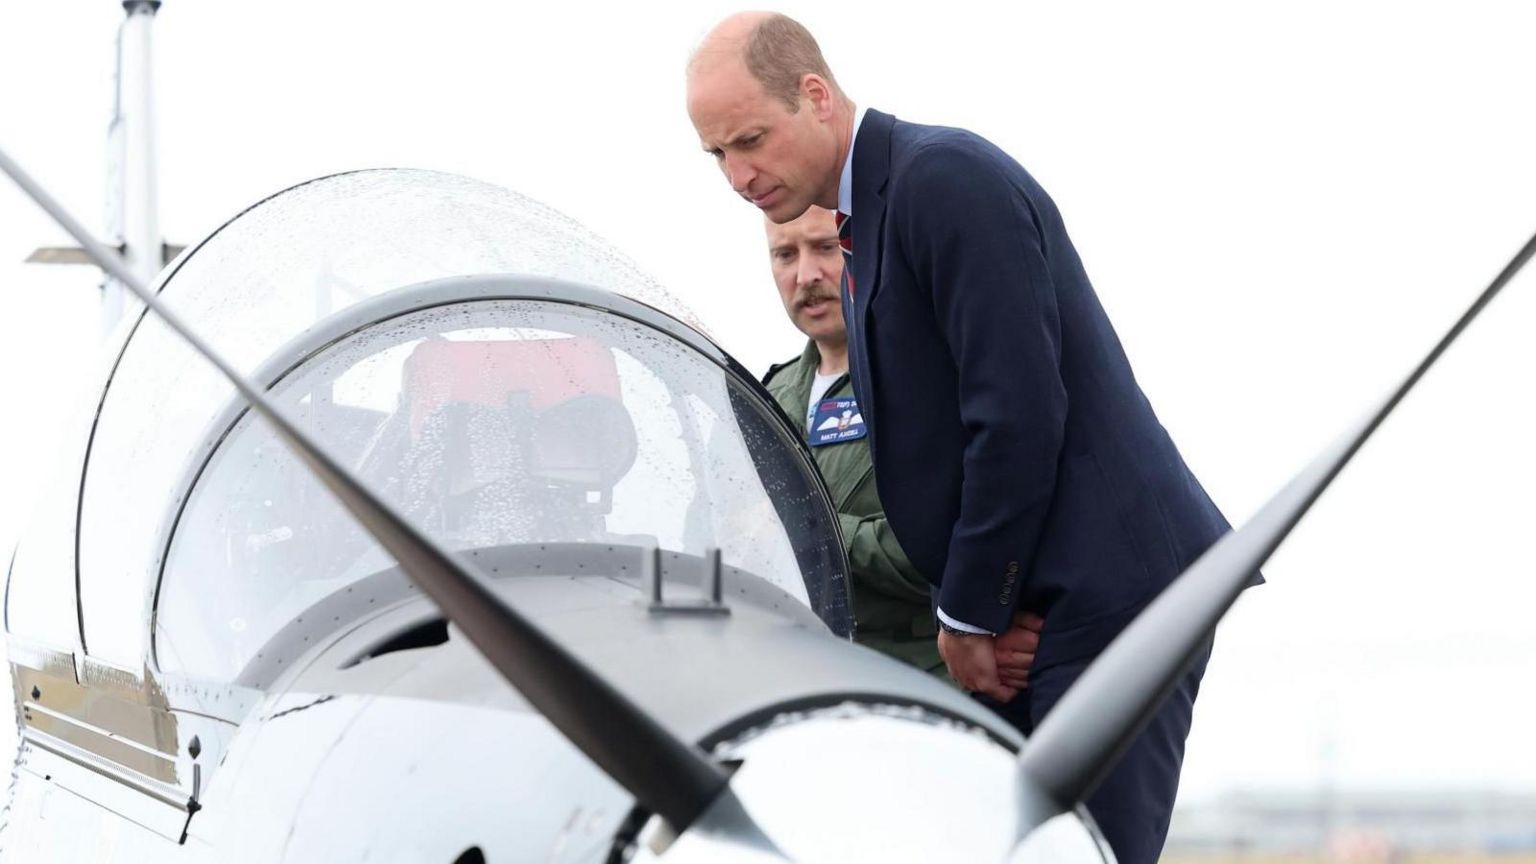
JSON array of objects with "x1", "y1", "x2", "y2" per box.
[{"x1": 937, "y1": 611, "x2": 1043, "y2": 703}]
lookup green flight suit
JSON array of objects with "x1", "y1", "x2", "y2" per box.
[{"x1": 763, "y1": 341, "x2": 944, "y2": 676}]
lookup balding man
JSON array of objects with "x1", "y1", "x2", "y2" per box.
[{"x1": 687, "y1": 13, "x2": 1251, "y2": 864}]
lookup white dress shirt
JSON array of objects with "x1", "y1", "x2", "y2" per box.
[{"x1": 837, "y1": 106, "x2": 867, "y2": 218}]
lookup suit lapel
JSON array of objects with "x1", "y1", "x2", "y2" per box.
[{"x1": 850, "y1": 109, "x2": 894, "y2": 336}]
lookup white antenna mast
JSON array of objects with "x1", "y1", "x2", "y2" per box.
[
  {"x1": 107, "y1": 0, "x2": 162, "y2": 333},
  {"x1": 25, "y1": 1, "x2": 179, "y2": 339}
]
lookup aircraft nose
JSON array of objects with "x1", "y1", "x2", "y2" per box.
[{"x1": 621, "y1": 705, "x2": 1110, "y2": 863}]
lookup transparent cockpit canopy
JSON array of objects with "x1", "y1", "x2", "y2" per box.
[
  {"x1": 77, "y1": 170, "x2": 843, "y2": 669},
  {"x1": 155, "y1": 297, "x2": 849, "y2": 682}
]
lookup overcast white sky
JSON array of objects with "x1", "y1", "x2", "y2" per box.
[{"x1": 2, "y1": 1, "x2": 1534, "y2": 806}]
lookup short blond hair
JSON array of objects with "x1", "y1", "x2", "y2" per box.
[{"x1": 743, "y1": 14, "x2": 844, "y2": 112}]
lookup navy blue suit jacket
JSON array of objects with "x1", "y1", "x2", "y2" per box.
[{"x1": 843, "y1": 109, "x2": 1239, "y2": 656}]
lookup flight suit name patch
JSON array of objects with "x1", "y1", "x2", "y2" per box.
[{"x1": 809, "y1": 398, "x2": 868, "y2": 446}]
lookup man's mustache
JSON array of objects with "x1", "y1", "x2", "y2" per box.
[{"x1": 795, "y1": 283, "x2": 841, "y2": 310}]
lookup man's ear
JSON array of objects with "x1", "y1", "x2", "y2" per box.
[{"x1": 802, "y1": 73, "x2": 836, "y2": 119}]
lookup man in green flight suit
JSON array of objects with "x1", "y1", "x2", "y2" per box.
[{"x1": 760, "y1": 204, "x2": 945, "y2": 674}]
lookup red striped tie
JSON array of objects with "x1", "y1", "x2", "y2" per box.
[{"x1": 835, "y1": 210, "x2": 855, "y2": 298}]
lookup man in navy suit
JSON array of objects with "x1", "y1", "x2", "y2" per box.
[{"x1": 688, "y1": 13, "x2": 1245, "y2": 862}]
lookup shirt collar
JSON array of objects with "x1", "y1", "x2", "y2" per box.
[{"x1": 837, "y1": 105, "x2": 867, "y2": 218}]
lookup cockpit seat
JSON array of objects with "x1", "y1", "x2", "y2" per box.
[{"x1": 370, "y1": 337, "x2": 639, "y2": 541}]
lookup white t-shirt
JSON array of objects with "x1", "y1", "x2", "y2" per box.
[{"x1": 806, "y1": 371, "x2": 843, "y2": 430}]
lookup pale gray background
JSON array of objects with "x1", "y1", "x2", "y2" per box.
[{"x1": 2, "y1": 1, "x2": 1534, "y2": 806}]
